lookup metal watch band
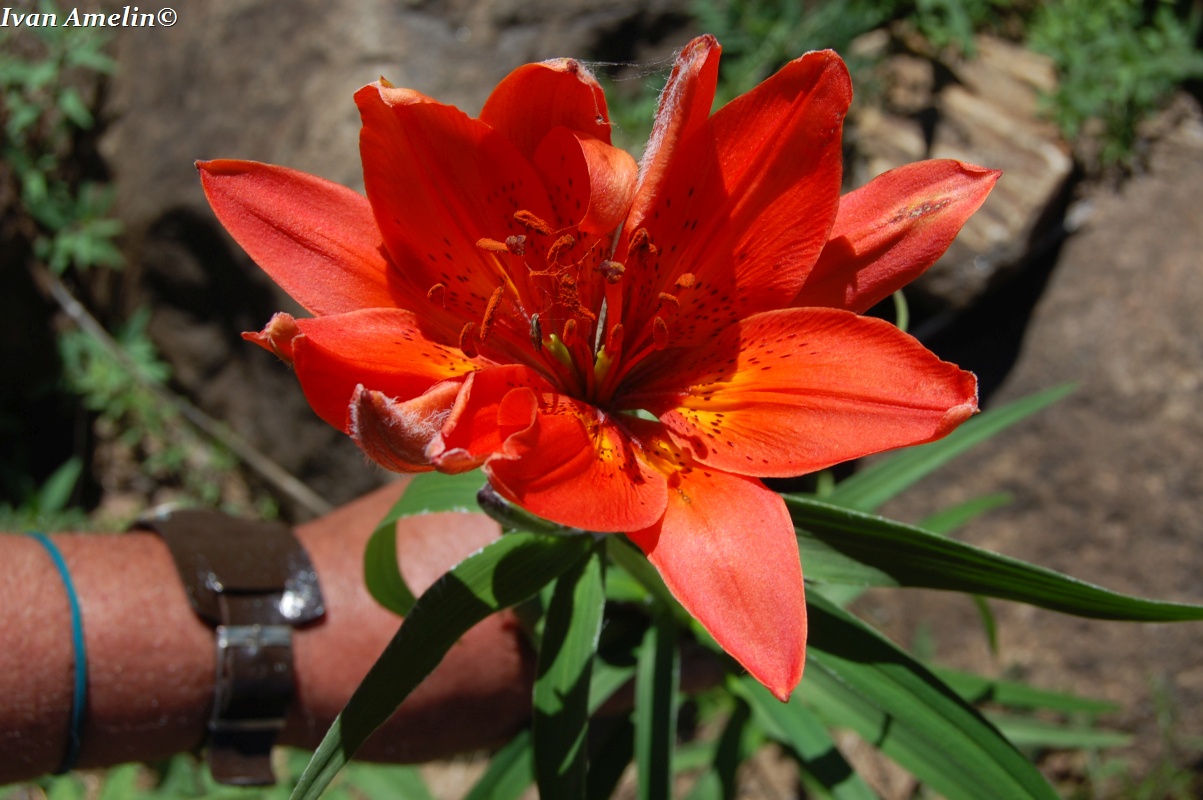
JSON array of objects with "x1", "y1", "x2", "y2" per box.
[{"x1": 133, "y1": 508, "x2": 325, "y2": 785}]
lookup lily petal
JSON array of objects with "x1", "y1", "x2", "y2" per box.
[
  {"x1": 533, "y1": 127, "x2": 638, "y2": 236},
  {"x1": 628, "y1": 457, "x2": 805, "y2": 701},
  {"x1": 619, "y1": 49, "x2": 850, "y2": 349},
  {"x1": 799, "y1": 160, "x2": 1001, "y2": 312},
  {"x1": 283, "y1": 308, "x2": 477, "y2": 432},
  {"x1": 480, "y1": 58, "x2": 615, "y2": 160},
  {"x1": 628, "y1": 35, "x2": 721, "y2": 226},
  {"x1": 198, "y1": 159, "x2": 396, "y2": 316},
  {"x1": 483, "y1": 397, "x2": 668, "y2": 533},
  {"x1": 355, "y1": 83, "x2": 555, "y2": 335},
  {"x1": 428, "y1": 364, "x2": 555, "y2": 473},
  {"x1": 622, "y1": 307, "x2": 978, "y2": 477}
]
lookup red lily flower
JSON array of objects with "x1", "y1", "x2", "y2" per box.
[{"x1": 199, "y1": 35, "x2": 996, "y2": 700}]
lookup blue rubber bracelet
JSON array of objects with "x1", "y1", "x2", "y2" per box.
[{"x1": 28, "y1": 532, "x2": 88, "y2": 774}]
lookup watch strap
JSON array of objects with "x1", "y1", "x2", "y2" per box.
[{"x1": 133, "y1": 509, "x2": 325, "y2": 785}]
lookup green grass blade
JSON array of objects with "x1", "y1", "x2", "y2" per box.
[
  {"x1": 464, "y1": 658, "x2": 636, "y2": 800},
  {"x1": 339, "y1": 764, "x2": 435, "y2": 800},
  {"x1": 586, "y1": 716, "x2": 636, "y2": 800},
  {"x1": 737, "y1": 679, "x2": 878, "y2": 800},
  {"x1": 919, "y1": 492, "x2": 1013, "y2": 535},
  {"x1": 363, "y1": 471, "x2": 486, "y2": 615},
  {"x1": 534, "y1": 547, "x2": 606, "y2": 800},
  {"x1": 933, "y1": 668, "x2": 1118, "y2": 714},
  {"x1": 685, "y1": 698, "x2": 760, "y2": 800},
  {"x1": 804, "y1": 590, "x2": 1057, "y2": 800},
  {"x1": 790, "y1": 496, "x2": 1203, "y2": 621},
  {"x1": 987, "y1": 714, "x2": 1132, "y2": 750},
  {"x1": 825, "y1": 384, "x2": 1074, "y2": 513},
  {"x1": 289, "y1": 531, "x2": 593, "y2": 800},
  {"x1": 464, "y1": 730, "x2": 534, "y2": 800},
  {"x1": 635, "y1": 617, "x2": 680, "y2": 800}
]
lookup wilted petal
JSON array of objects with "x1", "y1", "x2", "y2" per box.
[
  {"x1": 622, "y1": 307, "x2": 978, "y2": 477},
  {"x1": 799, "y1": 160, "x2": 1001, "y2": 312},
  {"x1": 198, "y1": 160, "x2": 396, "y2": 316},
  {"x1": 628, "y1": 453, "x2": 805, "y2": 701},
  {"x1": 349, "y1": 382, "x2": 461, "y2": 472}
]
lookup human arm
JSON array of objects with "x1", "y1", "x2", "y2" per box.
[{"x1": 0, "y1": 481, "x2": 534, "y2": 784}]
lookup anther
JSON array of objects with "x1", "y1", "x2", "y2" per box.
[
  {"x1": 562, "y1": 318, "x2": 578, "y2": 347},
  {"x1": 652, "y1": 316, "x2": 670, "y2": 350},
  {"x1": 675, "y1": 272, "x2": 696, "y2": 290},
  {"x1": 529, "y1": 314, "x2": 543, "y2": 351},
  {"x1": 480, "y1": 286, "x2": 505, "y2": 341},
  {"x1": 427, "y1": 283, "x2": 446, "y2": 306},
  {"x1": 628, "y1": 227, "x2": 659, "y2": 261},
  {"x1": 605, "y1": 323, "x2": 624, "y2": 354},
  {"x1": 514, "y1": 210, "x2": 553, "y2": 235},
  {"x1": 476, "y1": 237, "x2": 509, "y2": 253},
  {"x1": 599, "y1": 260, "x2": 625, "y2": 284},
  {"x1": 459, "y1": 322, "x2": 479, "y2": 357},
  {"x1": 657, "y1": 292, "x2": 680, "y2": 317},
  {"x1": 547, "y1": 234, "x2": 576, "y2": 264}
]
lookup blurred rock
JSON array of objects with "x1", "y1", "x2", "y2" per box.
[
  {"x1": 99, "y1": 0, "x2": 691, "y2": 515},
  {"x1": 875, "y1": 98, "x2": 1203, "y2": 772},
  {"x1": 850, "y1": 34, "x2": 1073, "y2": 311}
]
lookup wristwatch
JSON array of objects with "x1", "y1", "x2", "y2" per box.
[{"x1": 133, "y1": 508, "x2": 325, "y2": 785}]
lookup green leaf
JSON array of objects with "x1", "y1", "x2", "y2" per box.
[
  {"x1": 608, "y1": 536, "x2": 692, "y2": 627},
  {"x1": 56, "y1": 86, "x2": 93, "y2": 129},
  {"x1": 737, "y1": 679, "x2": 877, "y2": 800},
  {"x1": 534, "y1": 546, "x2": 606, "y2": 800},
  {"x1": 586, "y1": 716, "x2": 636, "y2": 800},
  {"x1": 363, "y1": 471, "x2": 485, "y2": 616},
  {"x1": 97, "y1": 763, "x2": 141, "y2": 800},
  {"x1": 290, "y1": 531, "x2": 593, "y2": 800},
  {"x1": 918, "y1": 492, "x2": 1013, "y2": 535},
  {"x1": 635, "y1": 617, "x2": 680, "y2": 800},
  {"x1": 36, "y1": 457, "x2": 82, "y2": 513},
  {"x1": 825, "y1": 384, "x2": 1074, "y2": 512},
  {"x1": 683, "y1": 698, "x2": 755, "y2": 800},
  {"x1": 790, "y1": 496, "x2": 1203, "y2": 621},
  {"x1": 933, "y1": 668, "x2": 1118, "y2": 715},
  {"x1": 464, "y1": 730, "x2": 535, "y2": 800},
  {"x1": 339, "y1": 763, "x2": 435, "y2": 800},
  {"x1": 804, "y1": 590, "x2": 1058, "y2": 800},
  {"x1": 987, "y1": 713, "x2": 1132, "y2": 750}
]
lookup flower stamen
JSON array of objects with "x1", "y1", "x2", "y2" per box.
[
  {"x1": 547, "y1": 234, "x2": 576, "y2": 265},
  {"x1": 459, "y1": 322, "x2": 479, "y2": 357},
  {"x1": 599, "y1": 260, "x2": 625, "y2": 284},
  {"x1": 480, "y1": 286, "x2": 505, "y2": 342},
  {"x1": 652, "y1": 316, "x2": 670, "y2": 350},
  {"x1": 427, "y1": 283, "x2": 446, "y2": 306},
  {"x1": 514, "y1": 209, "x2": 553, "y2": 235}
]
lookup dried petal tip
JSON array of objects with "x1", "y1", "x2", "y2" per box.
[
  {"x1": 242, "y1": 312, "x2": 301, "y2": 363},
  {"x1": 348, "y1": 383, "x2": 459, "y2": 473}
]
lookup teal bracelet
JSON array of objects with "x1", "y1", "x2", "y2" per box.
[{"x1": 28, "y1": 532, "x2": 88, "y2": 774}]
